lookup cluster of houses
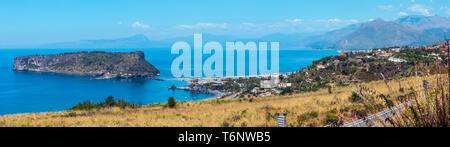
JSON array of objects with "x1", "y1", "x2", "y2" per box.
[
  {"x1": 243, "y1": 75, "x2": 295, "y2": 98},
  {"x1": 388, "y1": 57, "x2": 407, "y2": 63},
  {"x1": 338, "y1": 48, "x2": 405, "y2": 63},
  {"x1": 179, "y1": 42, "x2": 449, "y2": 100}
]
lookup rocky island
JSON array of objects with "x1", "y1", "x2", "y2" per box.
[{"x1": 13, "y1": 51, "x2": 160, "y2": 79}]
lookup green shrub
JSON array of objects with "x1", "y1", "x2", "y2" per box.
[
  {"x1": 397, "y1": 96, "x2": 406, "y2": 101},
  {"x1": 326, "y1": 115, "x2": 339, "y2": 125},
  {"x1": 308, "y1": 111, "x2": 319, "y2": 118},
  {"x1": 297, "y1": 111, "x2": 319, "y2": 124},
  {"x1": 265, "y1": 112, "x2": 273, "y2": 121},
  {"x1": 240, "y1": 122, "x2": 247, "y2": 127},
  {"x1": 386, "y1": 99, "x2": 394, "y2": 107},
  {"x1": 168, "y1": 97, "x2": 176, "y2": 108},
  {"x1": 327, "y1": 109, "x2": 338, "y2": 114},
  {"x1": 70, "y1": 96, "x2": 141, "y2": 111},
  {"x1": 354, "y1": 110, "x2": 368, "y2": 118},
  {"x1": 348, "y1": 91, "x2": 363, "y2": 103},
  {"x1": 221, "y1": 121, "x2": 230, "y2": 127},
  {"x1": 62, "y1": 112, "x2": 77, "y2": 117}
]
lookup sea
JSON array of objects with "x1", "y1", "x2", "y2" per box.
[{"x1": 0, "y1": 48, "x2": 338, "y2": 115}]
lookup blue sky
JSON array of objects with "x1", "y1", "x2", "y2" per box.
[{"x1": 0, "y1": 0, "x2": 449, "y2": 47}]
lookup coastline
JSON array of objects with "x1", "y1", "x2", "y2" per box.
[
  {"x1": 167, "y1": 72, "x2": 295, "y2": 100},
  {"x1": 0, "y1": 72, "x2": 289, "y2": 116},
  {"x1": 1, "y1": 48, "x2": 340, "y2": 116},
  {"x1": 12, "y1": 69, "x2": 160, "y2": 80}
]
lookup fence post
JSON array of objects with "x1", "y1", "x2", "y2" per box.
[{"x1": 277, "y1": 112, "x2": 287, "y2": 127}]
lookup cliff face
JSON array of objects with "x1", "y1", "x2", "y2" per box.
[{"x1": 13, "y1": 51, "x2": 160, "y2": 79}]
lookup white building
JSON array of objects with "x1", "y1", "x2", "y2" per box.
[
  {"x1": 278, "y1": 83, "x2": 292, "y2": 88},
  {"x1": 260, "y1": 75, "x2": 280, "y2": 89},
  {"x1": 388, "y1": 57, "x2": 406, "y2": 63},
  {"x1": 391, "y1": 48, "x2": 401, "y2": 52}
]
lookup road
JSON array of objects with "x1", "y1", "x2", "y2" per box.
[{"x1": 341, "y1": 101, "x2": 413, "y2": 127}]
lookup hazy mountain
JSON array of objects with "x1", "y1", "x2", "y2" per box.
[
  {"x1": 333, "y1": 18, "x2": 424, "y2": 49},
  {"x1": 38, "y1": 34, "x2": 168, "y2": 49},
  {"x1": 397, "y1": 15, "x2": 450, "y2": 30},
  {"x1": 305, "y1": 15, "x2": 449, "y2": 49},
  {"x1": 38, "y1": 33, "x2": 316, "y2": 49},
  {"x1": 300, "y1": 24, "x2": 361, "y2": 49},
  {"x1": 36, "y1": 15, "x2": 449, "y2": 50}
]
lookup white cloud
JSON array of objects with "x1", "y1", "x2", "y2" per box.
[
  {"x1": 441, "y1": 6, "x2": 450, "y2": 15},
  {"x1": 407, "y1": 4, "x2": 433, "y2": 16},
  {"x1": 328, "y1": 18, "x2": 341, "y2": 22},
  {"x1": 176, "y1": 23, "x2": 228, "y2": 30},
  {"x1": 167, "y1": 18, "x2": 361, "y2": 38},
  {"x1": 325, "y1": 18, "x2": 358, "y2": 24},
  {"x1": 410, "y1": 0, "x2": 415, "y2": 2},
  {"x1": 399, "y1": 11, "x2": 408, "y2": 16},
  {"x1": 285, "y1": 18, "x2": 303, "y2": 24},
  {"x1": 378, "y1": 5, "x2": 395, "y2": 11},
  {"x1": 131, "y1": 21, "x2": 150, "y2": 29},
  {"x1": 117, "y1": 21, "x2": 123, "y2": 25}
]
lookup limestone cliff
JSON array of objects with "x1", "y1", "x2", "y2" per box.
[{"x1": 13, "y1": 51, "x2": 160, "y2": 79}]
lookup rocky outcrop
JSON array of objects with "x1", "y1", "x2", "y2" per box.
[{"x1": 13, "y1": 51, "x2": 160, "y2": 79}]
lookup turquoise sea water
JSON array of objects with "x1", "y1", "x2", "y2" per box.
[{"x1": 0, "y1": 48, "x2": 337, "y2": 115}]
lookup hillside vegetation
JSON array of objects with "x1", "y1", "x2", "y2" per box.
[{"x1": 0, "y1": 75, "x2": 445, "y2": 127}]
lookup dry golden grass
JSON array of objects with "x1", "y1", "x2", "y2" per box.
[{"x1": 0, "y1": 75, "x2": 445, "y2": 127}]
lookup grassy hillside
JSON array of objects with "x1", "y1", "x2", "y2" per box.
[{"x1": 0, "y1": 75, "x2": 445, "y2": 127}]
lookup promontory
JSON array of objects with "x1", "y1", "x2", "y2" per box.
[{"x1": 13, "y1": 51, "x2": 160, "y2": 79}]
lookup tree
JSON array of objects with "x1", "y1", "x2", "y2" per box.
[
  {"x1": 328, "y1": 85, "x2": 332, "y2": 94},
  {"x1": 105, "y1": 96, "x2": 115, "y2": 106},
  {"x1": 281, "y1": 87, "x2": 293, "y2": 95},
  {"x1": 168, "y1": 97, "x2": 176, "y2": 108}
]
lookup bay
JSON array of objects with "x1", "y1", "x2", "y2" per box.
[{"x1": 0, "y1": 48, "x2": 337, "y2": 115}]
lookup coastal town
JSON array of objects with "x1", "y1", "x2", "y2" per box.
[{"x1": 171, "y1": 41, "x2": 449, "y2": 100}]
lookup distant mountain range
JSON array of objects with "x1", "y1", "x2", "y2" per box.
[
  {"x1": 303, "y1": 15, "x2": 449, "y2": 49},
  {"x1": 37, "y1": 15, "x2": 449, "y2": 50},
  {"x1": 38, "y1": 34, "x2": 166, "y2": 49}
]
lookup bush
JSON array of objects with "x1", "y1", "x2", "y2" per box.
[
  {"x1": 265, "y1": 112, "x2": 273, "y2": 121},
  {"x1": 397, "y1": 95, "x2": 406, "y2": 102},
  {"x1": 105, "y1": 96, "x2": 115, "y2": 106},
  {"x1": 281, "y1": 87, "x2": 294, "y2": 95},
  {"x1": 326, "y1": 115, "x2": 340, "y2": 125},
  {"x1": 297, "y1": 111, "x2": 319, "y2": 123},
  {"x1": 307, "y1": 111, "x2": 319, "y2": 118},
  {"x1": 348, "y1": 91, "x2": 363, "y2": 103},
  {"x1": 385, "y1": 99, "x2": 394, "y2": 107},
  {"x1": 354, "y1": 110, "x2": 367, "y2": 118},
  {"x1": 62, "y1": 112, "x2": 77, "y2": 117},
  {"x1": 327, "y1": 109, "x2": 338, "y2": 114},
  {"x1": 221, "y1": 121, "x2": 230, "y2": 127},
  {"x1": 70, "y1": 96, "x2": 141, "y2": 111},
  {"x1": 240, "y1": 122, "x2": 247, "y2": 127},
  {"x1": 167, "y1": 97, "x2": 176, "y2": 108}
]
